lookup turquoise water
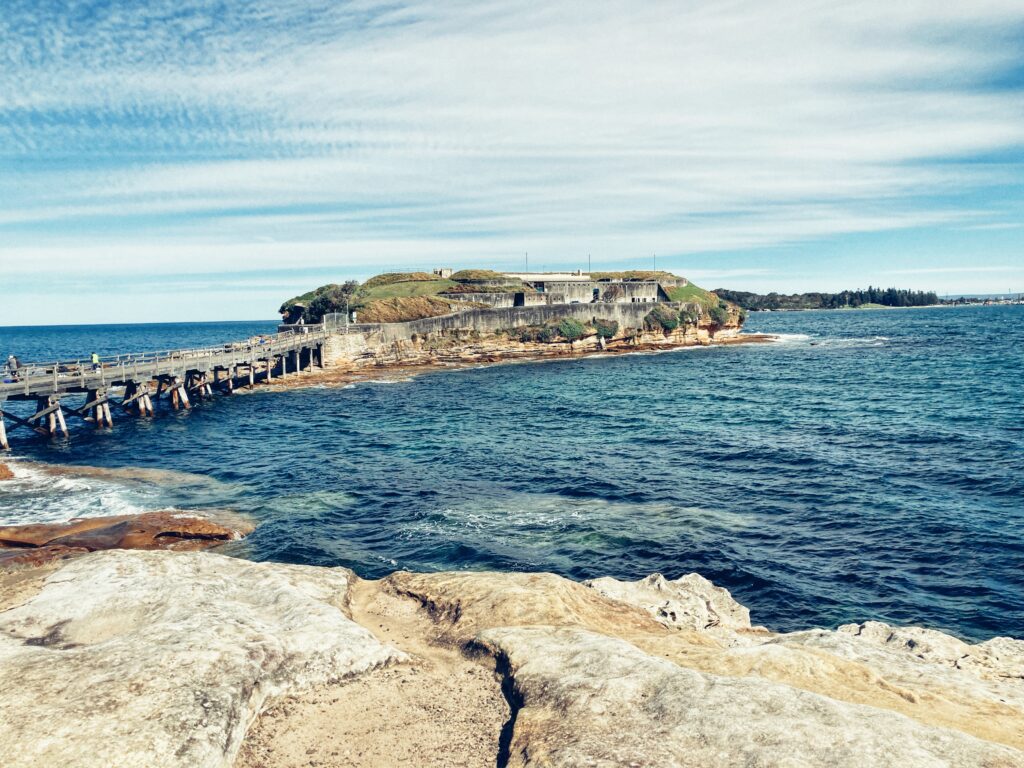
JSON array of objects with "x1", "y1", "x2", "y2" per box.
[{"x1": 1, "y1": 306, "x2": 1021, "y2": 641}]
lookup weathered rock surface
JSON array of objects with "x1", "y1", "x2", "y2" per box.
[
  {"x1": 0, "y1": 550, "x2": 402, "y2": 768},
  {"x1": 380, "y1": 569, "x2": 713, "y2": 648},
  {"x1": 475, "y1": 626, "x2": 1024, "y2": 768},
  {"x1": 1, "y1": 552, "x2": 1021, "y2": 767},
  {"x1": 0, "y1": 510, "x2": 255, "y2": 570},
  {"x1": 0, "y1": 542, "x2": 90, "y2": 570},
  {"x1": 382, "y1": 567, "x2": 1024, "y2": 757},
  {"x1": 584, "y1": 571, "x2": 755, "y2": 634}
]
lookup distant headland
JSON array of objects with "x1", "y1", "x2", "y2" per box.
[{"x1": 715, "y1": 286, "x2": 1024, "y2": 311}]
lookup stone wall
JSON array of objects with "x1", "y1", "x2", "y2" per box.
[
  {"x1": 321, "y1": 333, "x2": 373, "y2": 365},
  {"x1": 363, "y1": 301, "x2": 681, "y2": 343},
  {"x1": 600, "y1": 282, "x2": 662, "y2": 302},
  {"x1": 535, "y1": 281, "x2": 664, "y2": 304},
  {"x1": 445, "y1": 292, "x2": 569, "y2": 309},
  {"x1": 444, "y1": 292, "x2": 516, "y2": 309}
]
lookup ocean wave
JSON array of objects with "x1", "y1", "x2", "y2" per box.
[
  {"x1": 770, "y1": 333, "x2": 812, "y2": 343},
  {"x1": 0, "y1": 459, "x2": 153, "y2": 525},
  {"x1": 0, "y1": 459, "x2": 235, "y2": 527}
]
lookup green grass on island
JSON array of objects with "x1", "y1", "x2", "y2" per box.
[
  {"x1": 359, "y1": 279, "x2": 458, "y2": 300},
  {"x1": 281, "y1": 269, "x2": 725, "y2": 324}
]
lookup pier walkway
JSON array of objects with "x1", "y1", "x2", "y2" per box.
[{"x1": 0, "y1": 327, "x2": 327, "y2": 449}]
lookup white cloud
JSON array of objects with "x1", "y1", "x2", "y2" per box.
[
  {"x1": 884, "y1": 266, "x2": 1024, "y2": 275},
  {"x1": 1, "y1": 0, "x2": 1023, "y2": 300}
]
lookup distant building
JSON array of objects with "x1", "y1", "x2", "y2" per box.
[
  {"x1": 433, "y1": 267, "x2": 453, "y2": 279},
  {"x1": 501, "y1": 271, "x2": 675, "y2": 304}
]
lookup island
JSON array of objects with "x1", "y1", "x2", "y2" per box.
[{"x1": 276, "y1": 269, "x2": 760, "y2": 384}]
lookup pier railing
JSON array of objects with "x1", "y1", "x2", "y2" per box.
[{"x1": 2, "y1": 327, "x2": 327, "y2": 399}]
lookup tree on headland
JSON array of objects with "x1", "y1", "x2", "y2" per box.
[
  {"x1": 714, "y1": 287, "x2": 940, "y2": 311},
  {"x1": 280, "y1": 281, "x2": 361, "y2": 323}
]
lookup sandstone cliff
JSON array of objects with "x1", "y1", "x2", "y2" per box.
[
  {"x1": 322, "y1": 313, "x2": 747, "y2": 373},
  {"x1": 0, "y1": 550, "x2": 1020, "y2": 768}
]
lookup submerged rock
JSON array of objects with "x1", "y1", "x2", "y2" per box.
[
  {"x1": 0, "y1": 510, "x2": 254, "y2": 570},
  {"x1": 0, "y1": 462, "x2": 13, "y2": 481},
  {"x1": 0, "y1": 550, "x2": 403, "y2": 768}
]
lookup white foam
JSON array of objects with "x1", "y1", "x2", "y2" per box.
[
  {"x1": 770, "y1": 333, "x2": 812, "y2": 344},
  {"x1": 0, "y1": 459, "x2": 156, "y2": 526}
]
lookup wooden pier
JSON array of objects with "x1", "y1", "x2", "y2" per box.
[{"x1": 0, "y1": 327, "x2": 327, "y2": 449}]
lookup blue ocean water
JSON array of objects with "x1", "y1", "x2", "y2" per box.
[{"x1": 1, "y1": 306, "x2": 1021, "y2": 642}]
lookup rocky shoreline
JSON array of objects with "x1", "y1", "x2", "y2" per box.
[
  {"x1": 0, "y1": 513, "x2": 1020, "y2": 768},
  {"x1": 264, "y1": 328, "x2": 776, "y2": 393}
]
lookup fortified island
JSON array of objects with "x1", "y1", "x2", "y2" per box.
[
  {"x1": 282, "y1": 268, "x2": 750, "y2": 375},
  {"x1": 0, "y1": 269, "x2": 751, "y2": 447}
]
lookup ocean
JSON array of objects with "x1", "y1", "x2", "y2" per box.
[{"x1": 1, "y1": 306, "x2": 1021, "y2": 642}]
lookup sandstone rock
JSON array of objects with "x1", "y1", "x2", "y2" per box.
[
  {"x1": 475, "y1": 626, "x2": 1024, "y2": 768},
  {"x1": 384, "y1": 569, "x2": 1024, "y2": 753},
  {"x1": 0, "y1": 462, "x2": 13, "y2": 480},
  {"x1": 380, "y1": 570, "x2": 711, "y2": 647},
  {"x1": 0, "y1": 550, "x2": 403, "y2": 768},
  {"x1": 0, "y1": 543, "x2": 90, "y2": 571},
  {"x1": 762, "y1": 621, "x2": 1024, "y2": 748},
  {"x1": 584, "y1": 572, "x2": 754, "y2": 633},
  {"x1": 836, "y1": 620, "x2": 1024, "y2": 685},
  {"x1": 0, "y1": 510, "x2": 254, "y2": 566}
]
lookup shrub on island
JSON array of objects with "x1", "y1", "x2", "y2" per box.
[
  {"x1": 593, "y1": 319, "x2": 619, "y2": 339},
  {"x1": 644, "y1": 304, "x2": 680, "y2": 332},
  {"x1": 679, "y1": 306, "x2": 701, "y2": 326},
  {"x1": 557, "y1": 318, "x2": 587, "y2": 342},
  {"x1": 708, "y1": 302, "x2": 730, "y2": 327}
]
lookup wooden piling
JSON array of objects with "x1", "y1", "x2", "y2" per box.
[
  {"x1": 0, "y1": 409, "x2": 8, "y2": 450},
  {"x1": 179, "y1": 385, "x2": 191, "y2": 409},
  {"x1": 53, "y1": 397, "x2": 69, "y2": 438},
  {"x1": 123, "y1": 382, "x2": 139, "y2": 415}
]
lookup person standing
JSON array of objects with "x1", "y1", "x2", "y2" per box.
[
  {"x1": 6, "y1": 354, "x2": 20, "y2": 380},
  {"x1": 91, "y1": 352, "x2": 101, "y2": 372}
]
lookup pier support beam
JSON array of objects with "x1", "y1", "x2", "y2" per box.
[
  {"x1": 53, "y1": 397, "x2": 69, "y2": 438},
  {"x1": 170, "y1": 378, "x2": 190, "y2": 410},
  {"x1": 121, "y1": 381, "x2": 152, "y2": 416},
  {"x1": 0, "y1": 408, "x2": 8, "y2": 450}
]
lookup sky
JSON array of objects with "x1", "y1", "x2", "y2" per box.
[{"x1": 1, "y1": 0, "x2": 1023, "y2": 325}]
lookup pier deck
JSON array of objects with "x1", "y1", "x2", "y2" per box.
[{"x1": 0, "y1": 327, "x2": 327, "y2": 449}]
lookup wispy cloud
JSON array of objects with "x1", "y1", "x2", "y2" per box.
[
  {"x1": 1, "y1": 0, "x2": 1023, "y2": 320},
  {"x1": 884, "y1": 266, "x2": 1024, "y2": 275}
]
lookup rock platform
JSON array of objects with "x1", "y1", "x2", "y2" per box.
[{"x1": 0, "y1": 551, "x2": 1021, "y2": 768}]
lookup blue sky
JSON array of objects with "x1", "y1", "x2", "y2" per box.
[{"x1": 1, "y1": 0, "x2": 1023, "y2": 324}]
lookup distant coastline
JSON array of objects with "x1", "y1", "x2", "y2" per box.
[{"x1": 715, "y1": 286, "x2": 1023, "y2": 313}]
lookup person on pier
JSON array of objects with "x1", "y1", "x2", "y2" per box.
[
  {"x1": 5, "y1": 354, "x2": 21, "y2": 381},
  {"x1": 91, "y1": 352, "x2": 101, "y2": 372}
]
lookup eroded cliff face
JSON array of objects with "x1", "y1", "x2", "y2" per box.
[
  {"x1": 0, "y1": 550, "x2": 1020, "y2": 768},
  {"x1": 323, "y1": 317, "x2": 744, "y2": 371}
]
